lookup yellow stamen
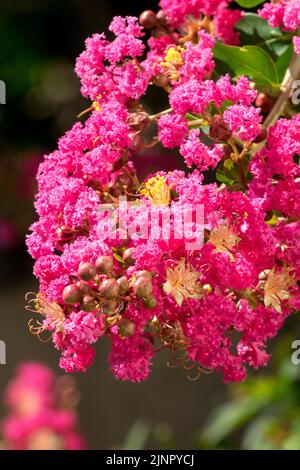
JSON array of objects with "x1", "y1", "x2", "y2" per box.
[
  {"x1": 163, "y1": 258, "x2": 202, "y2": 306},
  {"x1": 263, "y1": 269, "x2": 293, "y2": 313},
  {"x1": 209, "y1": 222, "x2": 240, "y2": 261},
  {"x1": 140, "y1": 175, "x2": 171, "y2": 206}
]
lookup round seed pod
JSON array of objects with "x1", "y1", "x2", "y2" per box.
[
  {"x1": 81, "y1": 296, "x2": 98, "y2": 312},
  {"x1": 134, "y1": 277, "x2": 153, "y2": 298},
  {"x1": 102, "y1": 300, "x2": 117, "y2": 315},
  {"x1": 134, "y1": 270, "x2": 153, "y2": 280},
  {"x1": 209, "y1": 115, "x2": 232, "y2": 142},
  {"x1": 76, "y1": 281, "x2": 91, "y2": 295},
  {"x1": 95, "y1": 256, "x2": 113, "y2": 275},
  {"x1": 143, "y1": 295, "x2": 157, "y2": 310},
  {"x1": 62, "y1": 284, "x2": 82, "y2": 305},
  {"x1": 99, "y1": 279, "x2": 120, "y2": 300},
  {"x1": 139, "y1": 10, "x2": 158, "y2": 29},
  {"x1": 156, "y1": 10, "x2": 168, "y2": 25},
  {"x1": 123, "y1": 248, "x2": 135, "y2": 266},
  {"x1": 153, "y1": 73, "x2": 170, "y2": 89},
  {"x1": 255, "y1": 92, "x2": 274, "y2": 114},
  {"x1": 118, "y1": 318, "x2": 136, "y2": 338},
  {"x1": 77, "y1": 262, "x2": 96, "y2": 281},
  {"x1": 253, "y1": 125, "x2": 268, "y2": 143},
  {"x1": 117, "y1": 276, "x2": 130, "y2": 295}
]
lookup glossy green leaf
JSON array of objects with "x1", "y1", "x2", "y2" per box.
[
  {"x1": 214, "y1": 42, "x2": 279, "y2": 92},
  {"x1": 235, "y1": 0, "x2": 264, "y2": 7},
  {"x1": 235, "y1": 13, "x2": 292, "y2": 77}
]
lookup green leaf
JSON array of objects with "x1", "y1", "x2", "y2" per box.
[
  {"x1": 216, "y1": 167, "x2": 235, "y2": 186},
  {"x1": 276, "y1": 43, "x2": 293, "y2": 81},
  {"x1": 199, "y1": 397, "x2": 268, "y2": 446},
  {"x1": 235, "y1": 12, "x2": 293, "y2": 81},
  {"x1": 235, "y1": 0, "x2": 264, "y2": 7},
  {"x1": 121, "y1": 419, "x2": 151, "y2": 450},
  {"x1": 214, "y1": 42, "x2": 280, "y2": 92},
  {"x1": 113, "y1": 252, "x2": 125, "y2": 264},
  {"x1": 216, "y1": 156, "x2": 252, "y2": 186}
]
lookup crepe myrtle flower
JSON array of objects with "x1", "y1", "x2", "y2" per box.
[{"x1": 26, "y1": 1, "x2": 300, "y2": 384}]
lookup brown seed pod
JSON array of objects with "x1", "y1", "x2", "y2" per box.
[
  {"x1": 95, "y1": 256, "x2": 114, "y2": 275},
  {"x1": 133, "y1": 277, "x2": 153, "y2": 298},
  {"x1": 143, "y1": 295, "x2": 157, "y2": 310},
  {"x1": 117, "y1": 276, "x2": 130, "y2": 295},
  {"x1": 209, "y1": 115, "x2": 232, "y2": 142},
  {"x1": 118, "y1": 318, "x2": 136, "y2": 338},
  {"x1": 123, "y1": 248, "x2": 136, "y2": 266},
  {"x1": 77, "y1": 262, "x2": 96, "y2": 281},
  {"x1": 253, "y1": 125, "x2": 268, "y2": 144},
  {"x1": 81, "y1": 296, "x2": 98, "y2": 312},
  {"x1": 99, "y1": 279, "x2": 120, "y2": 300},
  {"x1": 62, "y1": 284, "x2": 82, "y2": 305},
  {"x1": 139, "y1": 10, "x2": 158, "y2": 29}
]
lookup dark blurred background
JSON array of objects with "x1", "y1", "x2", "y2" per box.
[{"x1": 0, "y1": 0, "x2": 228, "y2": 449}]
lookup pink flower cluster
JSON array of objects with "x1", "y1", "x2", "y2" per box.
[
  {"x1": 259, "y1": 0, "x2": 300, "y2": 31},
  {"x1": 2, "y1": 362, "x2": 85, "y2": 450},
  {"x1": 259, "y1": 0, "x2": 300, "y2": 53},
  {"x1": 26, "y1": 1, "x2": 299, "y2": 384}
]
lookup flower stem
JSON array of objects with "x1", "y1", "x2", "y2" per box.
[
  {"x1": 149, "y1": 108, "x2": 172, "y2": 121},
  {"x1": 264, "y1": 52, "x2": 300, "y2": 129}
]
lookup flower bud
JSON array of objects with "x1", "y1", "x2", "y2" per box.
[
  {"x1": 209, "y1": 115, "x2": 232, "y2": 142},
  {"x1": 62, "y1": 284, "x2": 82, "y2": 305},
  {"x1": 255, "y1": 92, "x2": 274, "y2": 114},
  {"x1": 77, "y1": 262, "x2": 96, "y2": 281},
  {"x1": 81, "y1": 296, "x2": 98, "y2": 312},
  {"x1": 139, "y1": 10, "x2": 158, "y2": 29},
  {"x1": 117, "y1": 276, "x2": 130, "y2": 295},
  {"x1": 118, "y1": 318, "x2": 136, "y2": 338},
  {"x1": 253, "y1": 125, "x2": 268, "y2": 143},
  {"x1": 134, "y1": 277, "x2": 153, "y2": 298},
  {"x1": 153, "y1": 73, "x2": 170, "y2": 90},
  {"x1": 127, "y1": 112, "x2": 151, "y2": 132},
  {"x1": 99, "y1": 279, "x2": 120, "y2": 299},
  {"x1": 95, "y1": 255, "x2": 113, "y2": 275},
  {"x1": 116, "y1": 173, "x2": 132, "y2": 187},
  {"x1": 76, "y1": 280, "x2": 91, "y2": 295},
  {"x1": 102, "y1": 300, "x2": 117, "y2": 315},
  {"x1": 143, "y1": 295, "x2": 157, "y2": 309},
  {"x1": 123, "y1": 248, "x2": 135, "y2": 266},
  {"x1": 134, "y1": 270, "x2": 153, "y2": 280},
  {"x1": 56, "y1": 225, "x2": 74, "y2": 240},
  {"x1": 156, "y1": 10, "x2": 168, "y2": 26},
  {"x1": 220, "y1": 144, "x2": 232, "y2": 159},
  {"x1": 152, "y1": 26, "x2": 167, "y2": 38}
]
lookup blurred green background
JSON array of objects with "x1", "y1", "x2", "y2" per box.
[{"x1": 1, "y1": 0, "x2": 300, "y2": 450}]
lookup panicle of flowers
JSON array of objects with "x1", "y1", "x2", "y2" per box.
[
  {"x1": 26, "y1": 0, "x2": 300, "y2": 385},
  {"x1": 1, "y1": 362, "x2": 85, "y2": 450},
  {"x1": 259, "y1": 0, "x2": 300, "y2": 53}
]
